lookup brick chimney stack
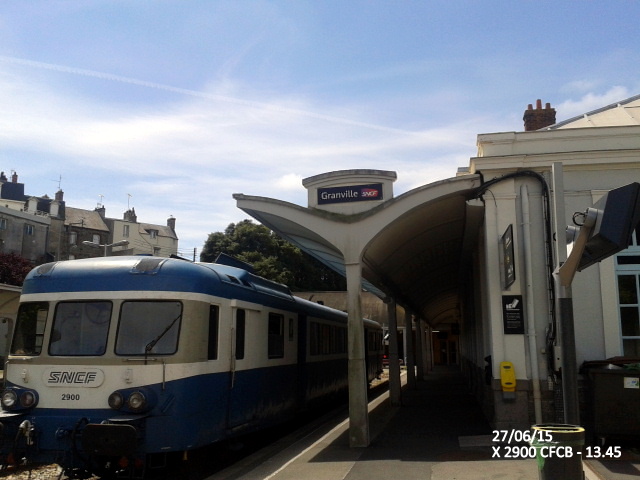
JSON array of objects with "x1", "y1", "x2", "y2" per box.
[
  {"x1": 523, "y1": 99, "x2": 556, "y2": 131},
  {"x1": 124, "y1": 208, "x2": 137, "y2": 223}
]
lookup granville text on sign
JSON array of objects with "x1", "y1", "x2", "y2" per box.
[{"x1": 317, "y1": 183, "x2": 383, "y2": 205}]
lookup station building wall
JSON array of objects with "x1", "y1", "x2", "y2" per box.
[{"x1": 464, "y1": 123, "x2": 640, "y2": 428}]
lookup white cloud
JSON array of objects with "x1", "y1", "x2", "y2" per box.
[
  {"x1": 555, "y1": 86, "x2": 631, "y2": 120},
  {"x1": 275, "y1": 173, "x2": 304, "y2": 191},
  {"x1": 561, "y1": 80, "x2": 600, "y2": 94}
]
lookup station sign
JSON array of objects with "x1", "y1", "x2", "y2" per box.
[
  {"x1": 502, "y1": 295, "x2": 524, "y2": 334},
  {"x1": 501, "y1": 224, "x2": 515, "y2": 289},
  {"x1": 317, "y1": 183, "x2": 383, "y2": 205}
]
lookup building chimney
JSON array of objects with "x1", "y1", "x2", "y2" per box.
[
  {"x1": 124, "y1": 208, "x2": 137, "y2": 223},
  {"x1": 55, "y1": 189, "x2": 64, "y2": 202},
  {"x1": 523, "y1": 99, "x2": 556, "y2": 131},
  {"x1": 167, "y1": 216, "x2": 176, "y2": 232},
  {"x1": 11, "y1": 171, "x2": 18, "y2": 183}
]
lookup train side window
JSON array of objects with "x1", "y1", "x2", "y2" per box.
[
  {"x1": 11, "y1": 302, "x2": 49, "y2": 356},
  {"x1": 268, "y1": 313, "x2": 284, "y2": 359},
  {"x1": 208, "y1": 305, "x2": 219, "y2": 360},
  {"x1": 235, "y1": 309, "x2": 245, "y2": 360},
  {"x1": 309, "y1": 322, "x2": 319, "y2": 355}
]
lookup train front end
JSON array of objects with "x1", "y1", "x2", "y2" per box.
[{"x1": 0, "y1": 257, "x2": 203, "y2": 478}]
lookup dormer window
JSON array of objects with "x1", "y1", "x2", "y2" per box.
[{"x1": 148, "y1": 229, "x2": 158, "y2": 239}]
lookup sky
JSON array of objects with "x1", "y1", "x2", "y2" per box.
[{"x1": 1, "y1": 1, "x2": 640, "y2": 258}]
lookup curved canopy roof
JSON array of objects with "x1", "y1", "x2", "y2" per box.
[{"x1": 234, "y1": 174, "x2": 484, "y2": 326}]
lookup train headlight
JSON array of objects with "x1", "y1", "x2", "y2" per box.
[
  {"x1": 127, "y1": 391, "x2": 147, "y2": 412},
  {"x1": 108, "y1": 388, "x2": 154, "y2": 413},
  {"x1": 20, "y1": 390, "x2": 36, "y2": 408},
  {"x1": 1, "y1": 388, "x2": 38, "y2": 411},
  {"x1": 1, "y1": 389, "x2": 17, "y2": 409},
  {"x1": 108, "y1": 391, "x2": 124, "y2": 410}
]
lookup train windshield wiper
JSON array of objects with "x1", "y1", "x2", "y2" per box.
[{"x1": 145, "y1": 313, "x2": 182, "y2": 356}]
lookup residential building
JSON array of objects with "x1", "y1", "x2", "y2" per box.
[
  {"x1": 0, "y1": 171, "x2": 56, "y2": 264},
  {"x1": 0, "y1": 171, "x2": 179, "y2": 262},
  {"x1": 105, "y1": 208, "x2": 178, "y2": 257}
]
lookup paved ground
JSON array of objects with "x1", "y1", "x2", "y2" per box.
[{"x1": 209, "y1": 366, "x2": 640, "y2": 480}]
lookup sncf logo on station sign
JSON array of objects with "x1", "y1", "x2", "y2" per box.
[{"x1": 318, "y1": 183, "x2": 383, "y2": 205}]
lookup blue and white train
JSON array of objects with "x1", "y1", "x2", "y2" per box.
[{"x1": 0, "y1": 256, "x2": 383, "y2": 478}]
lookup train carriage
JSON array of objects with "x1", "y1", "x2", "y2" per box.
[{"x1": 0, "y1": 256, "x2": 382, "y2": 478}]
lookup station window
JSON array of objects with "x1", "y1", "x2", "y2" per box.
[
  {"x1": 208, "y1": 305, "x2": 219, "y2": 360},
  {"x1": 268, "y1": 313, "x2": 284, "y2": 359},
  {"x1": 235, "y1": 309, "x2": 245, "y2": 360},
  {"x1": 616, "y1": 226, "x2": 640, "y2": 356}
]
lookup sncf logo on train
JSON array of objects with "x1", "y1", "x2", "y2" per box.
[
  {"x1": 317, "y1": 183, "x2": 383, "y2": 205},
  {"x1": 43, "y1": 368, "x2": 105, "y2": 387}
]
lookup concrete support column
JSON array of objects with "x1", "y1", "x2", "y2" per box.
[
  {"x1": 345, "y1": 261, "x2": 370, "y2": 447},
  {"x1": 420, "y1": 318, "x2": 430, "y2": 376},
  {"x1": 405, "y1": 311, "x2": 416, "y2": 389},
  {"x1": 415, "y1": 317, "x2": 426, "y2": 380},
  {"x1": 386, "y1": 298, "x2": 402, "y2": 405},
  {"x1": 426, "y1": 324, "x2": 434, "y2": 372}
]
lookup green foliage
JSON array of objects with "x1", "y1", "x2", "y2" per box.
[
  {"x1": 201, "y1": 220, "x2": 346, "y2": 291},
  {"x1": 0, "y1": 252, "x2": 34, "y2": 286}
]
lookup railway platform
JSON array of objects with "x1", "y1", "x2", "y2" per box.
[{"x1": 208, "y1": 366, "x2": 640, "y2": 480}]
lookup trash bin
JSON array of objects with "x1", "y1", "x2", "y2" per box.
[
  {"x1": 530, "y1": 424, "x2": 585, "y2": 480},
  {"x1": 584, "y1": 362, "x2": 640, "y2": 443}
]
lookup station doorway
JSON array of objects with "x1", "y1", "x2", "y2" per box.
[{"x1": 432, "y1": 329, "x2": 459, "y2": 366}]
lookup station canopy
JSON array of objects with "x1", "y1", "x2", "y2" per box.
[{"x1": 234, "y1": 174, "x2": 484, "y2": 327}]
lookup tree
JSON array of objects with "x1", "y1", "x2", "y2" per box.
[
  {"x1": 201, "y1": 220, "x2": 346, "y2": 291},
  {"x1": 0, "y1": 253, "x2": 34, "y2": 286}
]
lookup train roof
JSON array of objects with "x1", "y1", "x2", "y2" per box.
[
  {"x1": 22, "y1": 256, "x2": 294, "y2": 302},
  {"x1": 22, "y1": 256, "x2": 381, "y2": 329}
]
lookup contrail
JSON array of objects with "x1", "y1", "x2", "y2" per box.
[{"x1": 0, "y1": 55, "x2": 421, "y2": 136}]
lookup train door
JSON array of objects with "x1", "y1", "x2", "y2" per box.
[
  {"x1": 296, "y1": 313, "x2": 307, "y2": 407},
  {"x1": 227, "y1": 307, "x2": 252, "y2": 430}
]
